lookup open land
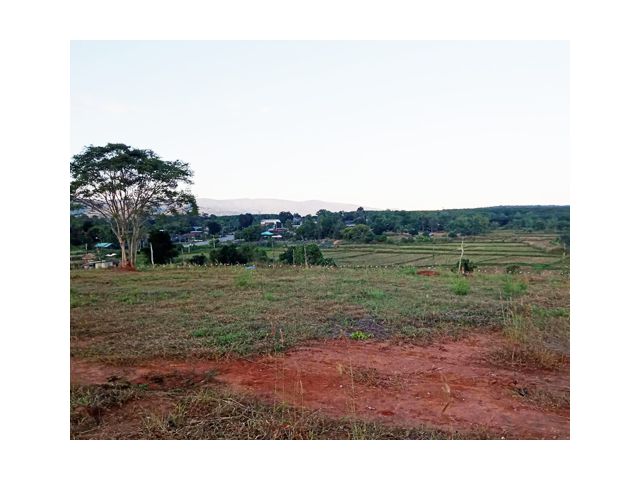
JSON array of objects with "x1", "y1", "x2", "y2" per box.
[{"x1": 70, "y1": 231, "x2": 569, "y2": 439}]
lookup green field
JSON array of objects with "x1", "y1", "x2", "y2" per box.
[{"x1": 275, "y1": 231, "x2": 567, "y2": 270}]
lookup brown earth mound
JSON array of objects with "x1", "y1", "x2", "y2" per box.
[{"x1": 71, "y1": 333, "x2": 569, "y2": 439}]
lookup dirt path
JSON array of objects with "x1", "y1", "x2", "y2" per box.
[{"x1": 71, "y1": 333, "x2": 569, "y2": 439}]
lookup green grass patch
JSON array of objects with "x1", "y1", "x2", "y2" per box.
[
  {"x1": 451, "y1": 277, "x2": 470, "y2": 296},
  {"x1": 502, "y1": 277, "x2": 528, "y2": 298},
  {"x1": 234, "y1": 270, "x2": 254, "y2": 288},
  {"x1": 362, "y1": 288, "x2": 386, "y2": 299}
]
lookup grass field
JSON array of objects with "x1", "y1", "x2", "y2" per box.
[{"x1": 71, "y1": 234, "x2": 570, "y2": 439}]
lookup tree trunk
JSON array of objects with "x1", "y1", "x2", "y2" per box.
[
  {"x1": 118, "y1": 236, "x2": 128, "y2": 268},
  {"x1": 457, "y1": 239, "x2": 464, "y2": 275},
  {"x1": 127, "y1": 233, "x2": 138, "y2": 270}
]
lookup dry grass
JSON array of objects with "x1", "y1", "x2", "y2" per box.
[
  {"x1": 349, "y1": 366, "x2": 403, "y2": 389},
  {"x1": 139, "y1": 386, "x2": 494, "y2": 440},
  {"x1": 71, "y1": 382, "x2": 496, "y2": 440},
  {"x1": 71, "y1": 378, "x2": 142, "y2": 436},
  {"x1": 511, "y1": 384, "x2": 570, "y2": 410},
  {"x1": 71, "y1": 265, "x2": 569, "y2": 369},
  {"x1": 491, "y1": 293, "x2": 569, "y2": 371}
]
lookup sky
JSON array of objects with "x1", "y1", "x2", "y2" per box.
[{"x1": 70, "y1": 41, "x2": 569, "y2": 211}]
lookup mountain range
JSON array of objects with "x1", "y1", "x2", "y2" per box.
[{"x1": 196, "y1": 198, "x2": 372, "y2": 216}]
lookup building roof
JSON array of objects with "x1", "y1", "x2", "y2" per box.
[{"x1": 261, "y1": 231, "x2": 274, "y2": 236}]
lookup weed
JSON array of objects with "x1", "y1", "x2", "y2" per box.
[
  {"x1": 494, "y1": 298, "x2": 568, "y2": 370},
  {"x1": 234, "y1": 270, "x2": 253, "y2": 288},
  {"x1": 362, "y1": 288, "x2": 385, "y2": 299},
  {"x1": 451, "y1": 278, "x2": 470, "y2": 295},
  {"x1": 350, "y1": 331, "x2": 372, "y2": 340},
  {"x1": 505, "y1": 265, "x2": 521, "y2": 274},
  {"x1": 502, "y1": 277, "x2": 528, "y2": 297}
]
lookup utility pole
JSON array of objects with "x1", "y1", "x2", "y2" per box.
[{"x1": 150, "y1": 242, "x2": 154, "y2": 267}]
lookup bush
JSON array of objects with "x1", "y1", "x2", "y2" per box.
[
  {"x1": 279, "y1": 244, "x2": 335, "y2": 266},
  {"x1": 341, "y1": 224, "x2": 374, "y2": 243},
  {"x1": 451, "y1": 278, "x2": 470, "y2": 296},
  {"x1": 503, "y1": 278, "x2": 528, "y2": 298},
  {"x1": 189, "y1": 254, "x2": 207, "y2": 265},
  {"x1": 374, "y1": 234, "x2": 388, "y2": 243},
  {"x1": 211, "y1": 245, "x2": 270, "y2": 265},
  {"x1": 451, "y1": 258, "x2": 476, "y2": 274},
  {"x1": 505, "y1": 265, "x2": 521, "y2": 274}
]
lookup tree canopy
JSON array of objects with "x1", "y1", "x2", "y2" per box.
[{"x1": 70, "y1": 143, "x2": 195, "y2": 268}]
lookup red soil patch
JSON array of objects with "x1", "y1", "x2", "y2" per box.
[
  {"x1": 71, "y1": 333, "x2": 569, "y2": 439},
  {"x1": 416, "y1": 270, "x2": 439, "y2": 276}
]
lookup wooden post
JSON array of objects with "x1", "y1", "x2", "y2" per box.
[
  {"x1": 457, "y1": 238, "x2": 464, "y2": 275},
  {"x1": 150, "y1": 242, "x2": 155, "y2": 267},
  {"x1": 303, "y1": 241, "x2": 308, "y2": 268}
]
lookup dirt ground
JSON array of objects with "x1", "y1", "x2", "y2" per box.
[{"x1": 71, "y1": 332, "x2": 569, "y2": 439}]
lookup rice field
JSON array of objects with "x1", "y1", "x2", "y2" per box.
[{"x1": 278, "y1": 231, "x2": 568, "y2": 271}]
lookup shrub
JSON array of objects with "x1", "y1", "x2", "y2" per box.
[
  {"x1": 211, "y1": 245, "x2": 270, "y2": 265},
  {"x1": 189, "y1": 254, "x2": 207, "y2": 265},
  {"x1": 211, "y1": 245, "x2": 248, "y2": 264},
  {"x1": 503, "y1": 278, "x2": 528, "y2": 298},
  {"x1": 505, "y1": 265, "x2": 521, "y2": 274},
  {"x1": 451, "y1": 258, "x2": 476, "y2": 274},
  {"x1": 451, "y1": 278, "x2": 470, "y2": 295},
  {"x1": 235, "y1": 270, "x2": 253, "y2": 288},
  {"x1": 279, "y1": 244, "x2": 334, "y2": 266}
]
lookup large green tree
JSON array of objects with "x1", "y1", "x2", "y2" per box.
[{"x1": 70, "y1": 143, "x2": 195, "y2": 268}]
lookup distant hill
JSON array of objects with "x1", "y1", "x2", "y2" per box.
[{"x1": 196, "y1": 198, "x2": 371, "y2": 216}]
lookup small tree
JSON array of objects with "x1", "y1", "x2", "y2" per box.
[
  {"x1": 207, "y1": 220, "x2": 222, "y2": 236},
  {"x1": 341, "y1": 224, "x2": 374, "y2": 243},
  {"x1": 238, "y1": 224, "x2": 263, "y2": 242},
  {"x1": 70, "y1": 143, "x2": 195, "y2": 269},
  {"x1": 143, "y1": 230, "x2": 177, "y2": 265},
  {"x1": 238, "y1": 213, "x2": 254, "y2": 229}
]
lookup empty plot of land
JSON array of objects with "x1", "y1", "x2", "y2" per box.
[{"x1": 71, "y1": 333, "x2": 568, "y2": 439}]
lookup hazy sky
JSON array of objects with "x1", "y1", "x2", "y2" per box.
[{"x1": 71, "y1": 41, "x2": 569, "y2": 210}]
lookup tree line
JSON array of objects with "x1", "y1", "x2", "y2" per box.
[{"x1": 70, "y1": 143, "x2": 569, "y2": 265}]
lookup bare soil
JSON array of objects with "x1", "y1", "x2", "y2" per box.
[{"x1": 71, "y1": 333, "x2": 569, "y2": 439}]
